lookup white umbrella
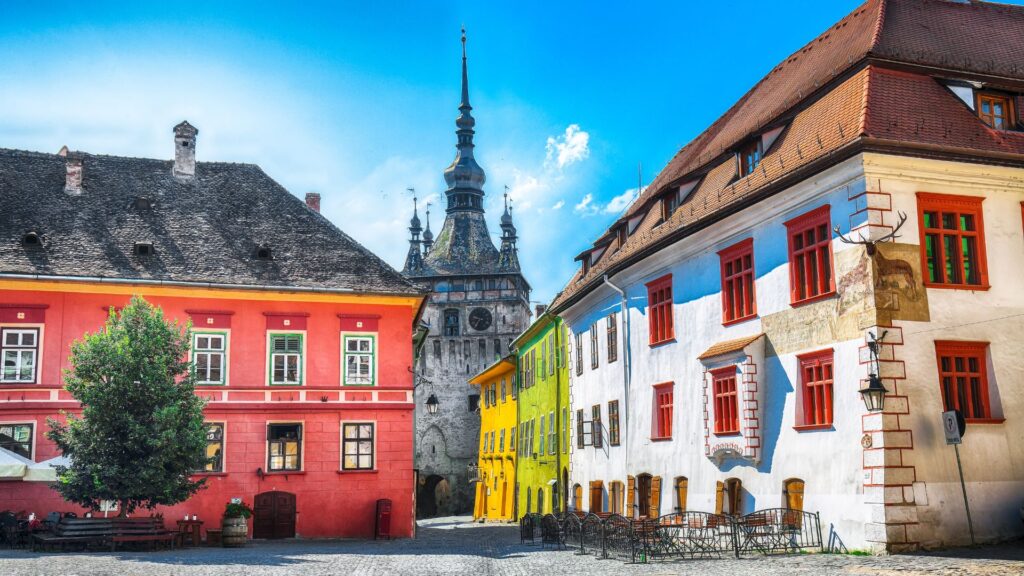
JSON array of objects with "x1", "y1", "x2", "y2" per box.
[
  {"x1": 0, "y1": 447, "x2": 32, "y2": 479},
  {"x1": 24, "y1": 454, "x2": 71, "y2": 482}
]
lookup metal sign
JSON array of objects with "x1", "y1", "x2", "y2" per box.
[{"x1": 942, "y1": 410, "x2": 966, "y2": 445}]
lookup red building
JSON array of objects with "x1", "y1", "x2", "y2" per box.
[{"x1": 0, "y1": 123, "x2": 425, "y2": 538}]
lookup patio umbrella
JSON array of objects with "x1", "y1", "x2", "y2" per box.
[
  {"x1": 0, "y1": 447, "x2": 32, "y2": 479},
  {"x1": 24, "y1": 454, "x2": 71, "y2": 482}
]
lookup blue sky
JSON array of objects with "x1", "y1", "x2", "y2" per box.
[{"x1": 0, "y1": 0, "x2": 897, "y2": 303}]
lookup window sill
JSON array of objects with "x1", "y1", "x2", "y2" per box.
[
  {"x1": 924, "y1": 283, "x2": 991, "y2": 292},
  {"x1": 965, "y1": 418, "x2": 1005, "y2": 424},
  {"x1": 0, "y1": 382, "x2": 39, "y2": 386},
  {"x1": 713, "y1": 431, "x2": 741, "y2": 437},
  {"x1": 261, "y1": 470, "x2": 305, "y2": 476},
  {"x1": 268, "y1": 383, "x2": 303, "y2": 387},
  {"x1": 649, "y1": 338, "x2": 676, "y2": 349},
  {"x1": 790, "y1": 291, "x2": 837, "y2": 308},
  {"x1": 337, "y1": 469, "x2": 378, "y2": 475},
  {"x1": 650, "y1": 436, "x2": 672, "y2": 442},
  {"x1": 722, "y1": 314, "x2": 758, "y2": 327},
  {"x1": 793, "y1": 423, "x2": 834, "y2": 432},
  {"x1": 191, "y1": 472, "x2": 228, "y2": 477}
]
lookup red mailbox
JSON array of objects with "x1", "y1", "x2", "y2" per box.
[{"x1": 375, "y1": 498, "x2": 392, "y2": 540}]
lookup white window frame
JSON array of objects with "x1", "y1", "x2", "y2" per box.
[
  {"x1": 1, "y1": 326, "x2": 42, "y2": 384},
  {"x1": 340, "y1": 420, "x2": 376, "y2": 471},
  {"x1": 0, "y1": 420, "x2": 35, "y2": 460},
  {"x1": 266, "y1": 420, "x2": 304, "y2": 472},
  {"x1": 193, "y1": 331, "x2": 229, "y2": 386},
  {"x1": 341, "y1": 332, "x2": 377, "y2": 386},
  {"x1": 267, "y1": 331, "x2": 305, "y2": 386},
  {"x1": 548, "y1": 410, "x2": 556, "y2": 454}
]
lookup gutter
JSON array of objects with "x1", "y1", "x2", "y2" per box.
[{"x1": 602, "y1": 274, "x2": 630, "y2": 473}]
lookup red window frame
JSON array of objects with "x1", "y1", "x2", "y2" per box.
[
  {"x1": 796, "y1": 349, "x2": 834, "y2": 430},
  {"x1": 916, "y1": 193, "x2": 989, "y2": 290},
  {"x1": 784, "y1": 205, "x2": 835, "y2": 305},
  {"x1": 712, "y1": 367, "x2": 739, "y2": 435},
  {"x1": 652, "y1": 383, "x2": 673, "y2": 440},
  {"x1": 934, "y1": 341, "x2": 998, "y2": 422},
  {"x1": 718, "y1": 238, "x2": 757, "y2": 325},
  {"x1": 646, "y1": 274, "x2": 674, "y2": 346}
]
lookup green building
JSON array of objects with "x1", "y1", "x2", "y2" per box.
[{"x1": 512, "y1": 311, "x2": 570, "y2": 516}]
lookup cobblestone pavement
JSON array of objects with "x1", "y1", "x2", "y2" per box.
[{"x1": 1, "y1": 516, "x2": 1021, "y2": 576}]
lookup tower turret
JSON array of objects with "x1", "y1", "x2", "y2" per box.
[
  {"x1": 422, "y1": 207, "x2": 434, "y2": 254},
  {"x1": 498, "y1": 190, "x2": 520, "y2": 270},
  {"x1": 403, "y1": 195, "x2": 424, "y2": 273}
]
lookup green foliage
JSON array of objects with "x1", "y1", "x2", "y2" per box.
[
  {"x1": 46, "y1": 295, "x2": 208, "y2": 516},
  {"x1": 223, "y1": 501, "x2": 253, "y2": 519}
]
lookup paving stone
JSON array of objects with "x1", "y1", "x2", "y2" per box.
[{"x1": 1, "y1": 516, "x2": 1021, "y2": 575}]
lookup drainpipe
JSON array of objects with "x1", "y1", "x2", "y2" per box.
[{"x1": 602, "y1": 275, "x2": 630, "y2": 471}]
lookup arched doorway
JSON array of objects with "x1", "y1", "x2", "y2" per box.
[
  {"x1": 783, "y1": 478, "x2": 805, "y2": 511},
  {"x1": 572, "y1": 483, "x2": 582, "y2": 511},
  {"x1": 561, "y1": 468, "x2": 569, "y2": 513},
  {"x1": 417, "y1": 474, "x2": 449, "y2": 518},
  {"x1": 253, "y1": 491, "x2": 296, "y2": 539}
]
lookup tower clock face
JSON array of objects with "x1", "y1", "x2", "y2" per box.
[{"x1": 469, "y1": 307, "x2": 492, "y2": 331}]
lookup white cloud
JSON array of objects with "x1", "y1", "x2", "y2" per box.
[
  {"x1": 603, "y1": 186, "x2": 644, "y2": 215},
  {"x1": 574, "y1": 193, "x2": 596, "y2": 214},
  {"x1": 545, "y1": 124, "x2": 590, "y2": 170},
  {"x1": 552, "y1": 200, "x2": 564, "y2": 210}
]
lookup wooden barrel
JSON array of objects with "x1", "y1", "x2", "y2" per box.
[{"x1": 221, "y1": 516, "x2": 248, "y2": 547}]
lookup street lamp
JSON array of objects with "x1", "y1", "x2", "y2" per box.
[
  {"x1": 425, "y1": 394, "x2": 439, "y2": 415},
  {"x1": 859, "y1": 331, "x2": 888, "y2": 413}
]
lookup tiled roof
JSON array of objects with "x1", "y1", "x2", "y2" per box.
[
  {"x1": 698, "y1": 333, "x2": 765, "y2": 361},
  {"x1": 552, "y1": 0, "x2": 1024, "y2": 312},
  {"x1": 0, "y1": 149, "x2": 423, "y2": 295}
]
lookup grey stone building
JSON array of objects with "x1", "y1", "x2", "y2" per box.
[{"x1": 404, "y1": 31, "x2": 531, "y2": 517}]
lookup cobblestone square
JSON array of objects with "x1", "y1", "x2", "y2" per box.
[{"x1": 1, "y1": 517, "x2": 1021, "y2": 576}]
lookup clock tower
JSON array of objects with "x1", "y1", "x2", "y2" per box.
[{"x1": 402, "y1": 29, "x2": 532, "y2": 518}]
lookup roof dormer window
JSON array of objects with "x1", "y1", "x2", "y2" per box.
[
  {"x1": 132, "y1": 196, "x2": 153, "y2": 210},
  {"x1": 133, "y1": 242, "x2": 154, "y2": 257},
  {"x1": 661, "y1": 190, "x2": 681, "y2": 223},
  {"x1": 616, "y1": 225, "x2": 627, "y2": 249},
  {"x1": 255, "y1": 245, "x2": 273, "y2": 260},
  {"x1": 739, "y1": 140, "x2": 763, "y2": 176},
  {"x1": 21, "y1": 232, "x2": 41, "y2": 247},
  {"x1": 976, "y1": 92, "x2": 1014, "y2": 130},
  {"x1": 582, "y1": 254, "x2": 591, "y2": 275}
]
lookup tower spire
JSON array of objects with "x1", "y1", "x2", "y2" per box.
[
  {"x1": 443, "y1": 27, "x2": 486, "y2": 212},
  {"x1": 422, "y1": 205, "x2": 434, "y2": 254},
  {"x1": 461, "y1": 27, "x2": 470, "y2": 110}
]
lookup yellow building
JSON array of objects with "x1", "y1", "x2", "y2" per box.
[{"x1": 469, "y1": 355, "x2": 517, "y2": 522}]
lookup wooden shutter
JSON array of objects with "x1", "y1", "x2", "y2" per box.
[
  {"x1": 785, "y1": 479, "x2": 805, "y2": 512},
  {"x1": 675, "y1": 477, "x2": 688, "y2": 512},
  {"x1": 714, "y1": 481, "x2": 724, "y2": 515},
  {"x1": 626, "y1": 475, "x2": 635, "y2": 519},
  {"x1": 650, "y1": 476, "x2": 662, "y2": 518}
]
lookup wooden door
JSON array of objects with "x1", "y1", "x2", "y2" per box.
[
  {"x1": 784, "y1": 479, "x2": 805, "y2": 512},
  {"x1": 253, "y1": 491, "x2": 296, "y2": 539},
  {"x1": 573, "y1": 484, "x2": 583, "y2": 511},
  {"x1": 637, "y1": 474, "x2": 652, "y2": 518},
  {"x1": 589, "y1": 481, "x2": 603, "y2": 513}
]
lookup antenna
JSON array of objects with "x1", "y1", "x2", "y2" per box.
[{"x1": 638, "y1": 161, "x2": 643, "y2": 192}]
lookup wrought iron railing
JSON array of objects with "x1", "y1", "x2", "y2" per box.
[{"x1": 518, "y1": 508, "x2": 823, "y2": 563}]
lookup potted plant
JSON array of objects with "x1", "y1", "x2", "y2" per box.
[{"x1": 221, "y1": 501, "x2": 253, "y2": 547}]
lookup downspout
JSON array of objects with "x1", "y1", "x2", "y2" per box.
[
  {"x1": 554, "y1": 317, "x2": 562, "y2": 513},
  {"x1": 602, "y1": 275, "x2": 630, "y2": 473}
]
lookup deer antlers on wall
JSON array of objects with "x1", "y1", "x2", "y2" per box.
[{"x1": 833, "y1": 211, "x2": 908, "y2": 256}]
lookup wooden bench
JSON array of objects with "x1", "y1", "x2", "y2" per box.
[
  {"x1": 32, "y1": 517, "x2": 175, "y2": 552},
  {"x1": 109, "y1": 518, "x2": 176, "y2": 551}
]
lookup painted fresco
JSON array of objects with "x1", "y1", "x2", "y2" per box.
[{"x1": 873, "y1": 242, "x2": 929, "y2": 324}]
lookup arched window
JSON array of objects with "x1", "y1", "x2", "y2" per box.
[
  {"x1": 537, "y1": 488, "x2": 544, "y2": 514},
  {"x1": 783, "y1": 478, "x2": 805, "y2": 512},
  {"x1": 673, "y1": 476, "x2": 688, "y2": 513},
  {"x1": 526, "y1": 488, "x2": 532, "y2": 514},
  {"x1": 717, "y1": 478, "x2": 743, "y2": 516},
  {"x1": 572, "y1": 483, "x2": 583, "y2": 511}
]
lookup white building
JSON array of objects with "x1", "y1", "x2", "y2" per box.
[{"x1": 551, "y1": 0, "x2": 1024, "y2": 553}]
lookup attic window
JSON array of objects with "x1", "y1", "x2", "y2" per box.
[
  {"x1": 661, "y1": 191, "x2": 681, "y2": 222},
  {"x1": 739, "y1": 140, "x2": 763, "y2": 176},
  {"x1": 617, "y1": 226, "x2": 627, "y2": 248},
  {"x1": 255, "y1": 245, "x2": 273, "y2": 260},
  {"x1": 133, "y1": 197, "x2": 153, "y2": 210},
  {"x1": 133, "y1": 242, "x2": 154, "y2": 257},
  {"x1": 21, "y1": 232, "x2": 41, "y2": 247},
  {"x1": 582, "y1": 254, "x2": 591, "y2": 275},
  {"x1": 976, "y1": 92, "x2": 1014, "y2": 130}
]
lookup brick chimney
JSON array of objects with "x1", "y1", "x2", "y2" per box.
[
  {"x1": 305, "y1": 192, "x2": 321, "y2": 213},
  {"x1": 535, "y1": 304, "x2": 547, "y2": 318},
  {"x1": 173, "y1": 121, "x2": 198, "y2": 178},
  {"x1": 64, "y1": 153, "x2": 83, "y2": 196}
]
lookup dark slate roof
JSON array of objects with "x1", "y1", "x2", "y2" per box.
[
  {"x1": 0, "y1": 149, "x2": 422, "y2": 295},
  {"x1": 404, "y1": 211, "x2": 520, "y2": 278}
]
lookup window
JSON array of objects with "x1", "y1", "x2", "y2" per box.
[
  {"x1": 785, "y1": 205, "x2": 835, "y2": 305},
  {"x1": 510, "y1": 426, "x2": 516, "y2": 452},
  {"x1": 548, "y1": 334, "x2": 555, "y2": 376},
  {"x1": 468, "y1": 394, "x2": 479, "y2": 412},
  {"x1": 343, "y1": 335, "x2": 375, "y2": 386},
  {"x1": 0, "y1": 423, "x2": 32, "y2": 459},
  {"x1": 608, "y1": 400, "x2": 620, "y2": 446},
  {"x1": 797, "y1": 349, "x2": 834, "y2": 429},
  {"x1": 548, "y1": 410, "x2": 556, "y2": 454},
  {"x1": 653, "y1": 383, "x2": 673, "y2": 440},
  {"x1": 646, "y1": 274, "x2": 673, "y2": 345},
  {"x1": 499, "y1": 428, "x2": 505, "y2": 452},
  {"x1": 1, "y1": 328, "x2": 39, "y2": 383},
  {"x1": 494, "y1": 339, "x2": 501, "y2": 358},
  {"x1": 576, "y1": 408, "x2": 585, "y2": 448},
  {"x1": 739, "y1": 140, "x2": 763, "y2": 176},
  {"x1": 541, "y1": 338, "x2": 547, "y2": 377},
  {"x1": 478, "y1": 339, "x2": 486, "y2": 363},
  {"x1": 719, "y1": 238, "x2": 756, "y2": 324},
  {"x1": 432, "y1": 340, "x2": 441, "y2": 360},
  {"x1": 917, "y1": 193, "x2": 988, "y2": 289},
  {"x1": 192, "y1": 334, "x2": 226, "y2": 387},
  {"x1": 712, "y1": 367, "x2": 740, "y2": 435},
  {"x1": 674, "y1": 477, "x2": 688, "y2": 513},
  {"x1": 267, "y1": 423, "x2": 302, "y2": 472},
  {"x1": 269, "y1": 333, "x2": 303, "y2": 385},
  {"x1": 721, "y1": 478, "x2": 743, "y2": 515},
  {"x1": 342, "y1": 422, "x2": 374, "y2": 470},
  {"x1": 562, "y1": 407, "x2": 568, "y2": 453},
  {"x1": 607, "y1": 313, "x2": 618, "y2": 363},
  {"x1": 609, "y1": 481, "x2": 624, "y2": 515},
  {"x1": 976, "y1": 92, "x2": 1014, "y2": 130},
  {"x1": 574, "y1": 332, "x2": 583, "y2": 375},
  {"x1": 589, "y1": 324, "x2": 598, "y2": 369},
  {"x1": 661, "y1": 190, "x2": 681, "y2": 222},
  {"x1": 934, "y1": 341, "x2": 994, "y2": 421},
  {"x1": 443, "y1": 309, "x2": 460, "y2": 336},
  {"x1": 500, "y1": 377, "x2": 507, "y2": 403},
  {"x1": 539, "y1": 415, "x2": 546, "y2": 456},
  {"x1": 591, "y1": 404, "x2": 603, "y2": 449},
  {"x1": 530, "y1": 419, "x2": 536, "y2": 456},
  {"x1": 201, "y1": 423, "x2": 224, "y2": 473}
]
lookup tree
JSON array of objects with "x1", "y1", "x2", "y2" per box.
[{"x1": 47, "y1": 295, "x2": 208, "y2": 515}]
